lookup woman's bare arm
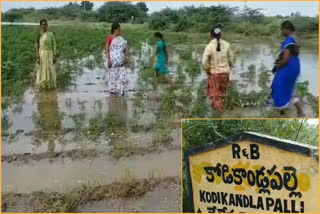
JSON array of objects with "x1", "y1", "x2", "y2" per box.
[
  {"x1": 105, "y1": 43, "x2": 109, "y2": 59},
  {"x1": 35, "y1": 41, "x2": 40, "y2": 64},
  {"x1": 35, "y1": 33, "x2": 40, "y2": 57},
  {"x1": 202, "y1": 44, "x2": 212, "y2": 74},
  {"x1": 124, "y1": 47, "x2": 129, "y2": 65},
  {"x1": 36, "y1": 42, "x2": 39, "y2": 56},
  {"x1": 52, "y1": 33, "x2": 57, "y2": 64},
  {"x1": 276, "y1": 49, "x2": 291, "y2": 68},
  {"x1": 152, "y1": 46, "x2": 159, "y2": 64}
]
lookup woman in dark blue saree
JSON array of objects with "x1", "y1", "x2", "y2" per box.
[{"x1": 271, "y1": 21, "x2": 304, "y2": 116}]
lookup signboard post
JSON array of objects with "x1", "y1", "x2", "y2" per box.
[{"x1": 184, "y1": 132, "x2": 319, "y2": 213}]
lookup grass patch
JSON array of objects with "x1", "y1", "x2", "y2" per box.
[
  {"x1": 151, "y1": 119, "x2": 173, "y2": 147},
  {"x1": 109, "y1": 140, "x2": 135, "y2": 159},
  {"x1": 190, "y1": 82, "x2": 209, "y2": 118},
  {"x1": 2, "y1": 176, "x2": 180, "y2": 213},
  {"x1": 152, "y1": 131, "x2": 173, "y2": 147},
  {"x1": 84, "y1": 112, "x2": 127, "y2": 141}
]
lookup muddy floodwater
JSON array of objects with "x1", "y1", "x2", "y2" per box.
[
  {"x1": 234, "y1": 42, "x2": 318, "y2": 96},
  {"x1": 1, "y1": 38, "x2": 318, "y2": 212}
]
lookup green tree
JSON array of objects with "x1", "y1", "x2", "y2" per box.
[
  {"x1": 149, "y1": 15, "x2": 169, "y2": 30},
  {"x1": 4, "y1": 12, "x2": 23, "y2": 22},
  {"x1": 80, "y1": 1, "x2": 94, "y2": 11},
  {"x1": 60, "y1": 3, "x2": 80, "y2": 20},
  {"x1": 149, "y1": 5, "x2": 236, "y2": 31},
  {"x1": 182, "y1": 119, "x2": 318, "y2": 152},
  {"x1": 241, "y1": 8, "x2": 265, "y2": 23},
  {"x1": 2, "y1": 8, "x2": 30, "y2": 22},
  {"x1": 97, "y1": 1, "x2": 147, "y2": 23},
  {"x1": 136, "y1": 2, "x2": 148, "y2": 13}
]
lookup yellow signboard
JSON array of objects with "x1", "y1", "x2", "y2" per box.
[{"x1": 185, "y1": 132, "x2": 319, "y2": 213}]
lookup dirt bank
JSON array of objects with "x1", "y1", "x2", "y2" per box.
[{"x1": 2, "y1": 176, "x2": 181, "y2": 213}]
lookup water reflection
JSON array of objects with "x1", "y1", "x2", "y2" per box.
[
  {"x1": 34, "y1": 91, "x2": 62, "y2": 154},
  {"x1": 108, "y1": 95, "x2": 128, "y2": 126}
]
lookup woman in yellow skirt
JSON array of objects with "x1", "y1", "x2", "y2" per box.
[{"x1": 36, "y1": 19, "x2": 57, "y2": 90}]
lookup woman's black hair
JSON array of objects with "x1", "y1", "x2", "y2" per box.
[
  {"x1": 154, "y1": 32, "x2": 167, "y2": 60},
  {"x1": 40, "y1": 19, "x2": 47, "y2": 26},
  {"x1": 111, "y1": 22, "x2": 120, "y2": 34},
  {"x1": 154, "y1": 32, "x2": 163, "y2": 39},
  {"x1": 211, "y1": 24, "x2": 222, "y2": 52},
  {"x1": 281, "y1": 20, "x2": 295, "y2": 32}
]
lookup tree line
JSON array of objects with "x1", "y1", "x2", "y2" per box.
[
  {"x1": 2, "y1": 1, "x2": 148, "y2": 23},
  {"x1": 182, "y1": 119, "x2": 318, "y2": 151},
  {"x1": 2, "y1": 1, "x2": 318, "y2": 34}
]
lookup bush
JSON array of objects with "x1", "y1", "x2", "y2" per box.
[
  {"x1": 149, "y1": 5, "x2": 235, "y2": 32},
  {"x1": 97, "y1": 1, "x2": 147, "y2": 23},
  {"x1": 3, "y1": 11, "x2": 23, "y2": 22},
  {"x1": 79, "y1": 11, "x2": 98, "y2": 22},
  {"x1": 293, "y1": 16, "x2": 319, "y2": 32},
  {"x1": 173, "y1": 17, "x2": 193, "y2": 32},
  {"x1": 148, "y1": 15, "x2": 169, "y2": 30},
  {"x1": 231, "y1": 19, "x2": 281, "y2": 36},
  {"x1": 2, "y1": 8, "x2": 34, "y2": 22},
  {"x1": 296, "y1": 81, "x2": 310, "y2": 99}
]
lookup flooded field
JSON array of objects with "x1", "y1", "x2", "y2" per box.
[
  {"x1": 1, "y1": 24, "x2": 319, "y2": 212},
  {"x1": 2, "y1": 38, "x2": 183, "y2": 212}
]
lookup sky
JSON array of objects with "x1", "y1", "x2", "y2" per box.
[{"x1": 1, "y1": 1, "x2": 319, "y2": 17}]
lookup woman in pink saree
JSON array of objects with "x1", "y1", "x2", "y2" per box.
[{"x1": 105, "y1": 23, "x2": 128, "y2": 96}]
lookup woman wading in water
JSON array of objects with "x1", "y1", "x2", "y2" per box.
[
  {"x1": 36, "y1": 19, "x2": 57, "y2": 91},
  {"x1": 153, "y1": 32, "x2": 173, "y2": 88},
  {"x1": 105, "y1": 23, "x2": 128, "y2": 96},
  {"x1": 270, "y1": 21, "x2": 304, "y2": 116},
  {"x1": 202, "y1": 24, "x2": 235, "y2": 111}
]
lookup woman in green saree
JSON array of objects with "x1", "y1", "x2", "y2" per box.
[{"x1": 36, "y1": 19, "x2": 57, "y2": 90}]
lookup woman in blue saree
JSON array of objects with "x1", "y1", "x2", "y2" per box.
[{"x1": 271, "y1": 21, "x2": 304, "y2": 116}]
